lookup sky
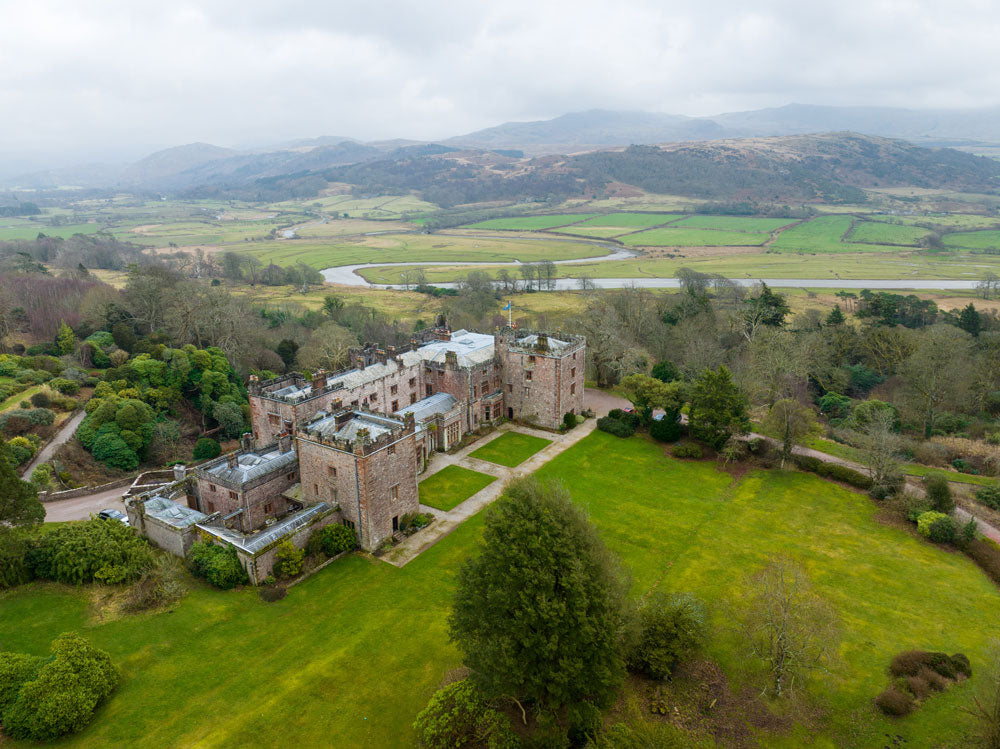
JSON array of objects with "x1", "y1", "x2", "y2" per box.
[{"x1": 2, "y1": 0, "x2": 999, "y2": 173}]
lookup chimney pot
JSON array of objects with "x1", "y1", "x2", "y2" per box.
[
  {"x1": 239, "y1": 432, "x2": 253, "y2": 451},
  {"x1": 173, "y1": 463, "x2": 187, "y2": 481},
  {"x1": 278, "y1": 433, "x2": 293, "y2": 453},
  {"x1": 226, "y1": 452, "x2": 238, "y2": 469}
]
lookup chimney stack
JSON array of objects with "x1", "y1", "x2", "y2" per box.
[
  {"x1": 355, "y1": 354, "x2": 365, "y2": 370},
  {"x1": 435, "y1": 328, "x2": 452, "y2": 342},
  {"x1": 173, "y1": 463, "x2": 187, "y2": 482},
  {"x1": 278, "y1": 433, "x2": 293, "y2": 453},
  {"x1": 536, "y1": 333, "x2": 549, "y2": 351},
  {"x1": 239, "y1": 432, "x2": 253, "y2": 452},
  {"x1": 226, "y1": 452, "x2": 238, "y2": 469},
  {"x1": 445, "y1": 350, "x2": 458, "y2": 370},
  {"x1": 311, "y1": 369, "x2": 327, "y2": 391},
  {"x1": 376, "y1": 349, "x2": 387, "y2": 365}
]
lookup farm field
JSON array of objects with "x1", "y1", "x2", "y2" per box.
[
  {"x1": 846, "y1": 221, "x2": 932, "y2": 246},
  {"x1": 466, "y1": 214, "x2": 597, "y2": 231},
  {"x1": 468, "y1": 431, "x2": 552, "y2": 467},
  {"x1": 268, "y1": 194, "x2": 438, "y2": 218},
  {"x1": 550, "y1": 225, "x2": 637, "y2": 238},
  {"x1": 291, "y1": 218, "x2": 413, "y2": 238},
  {"x1": 574, "y1": 212, "x2": 682, "y2": 228},
  {"x1": 770, "y1": 216, "x2": 898, "y2": 253},
  {"x1": 0, "y1": 222, "x2": 106, "y2": 241},
  {"x1": 670, "y1": 215, "x2": 798, "y2": 232},
  {"x1": 418, "y1": 465, "x2": 496, "y2": 511},
  {"x1": 2, "y1": 433, "x2": 998, "y2": 745},
  {"x1": 112, "y1": 219, "x2": 297, "y2": 247},
  {"x1": 621, "y1": 227, "x2": 771, "y2": 247},
  {"x1": 944, "y1": 230, "x2": 1000, "y2": 250}
]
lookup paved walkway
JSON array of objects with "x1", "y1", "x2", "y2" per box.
[
  {"x1": 24, "y1": 410, "x2": 85, "y2": 479},
  {"x1": 43, "y1": 486, "x2": 127, "y2": 522},
  {"x1": 384, "y1": 418, "x2": 599, "y2": 567}
]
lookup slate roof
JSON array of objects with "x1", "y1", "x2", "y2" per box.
[
  {"x1": 143, "y1": 495, "x2": 207, "y2": 528},
  {"x1": 302, "y1": 411, "x2": 402, "y2": 442},
  {"x1": 516, "y1": 333, "x2": 573, "y2": 353},
  {"x1": 197, "y1": 502, "x2": 335, "y2": 554},
  {"x1": 198, "y1": 446, "x2": 298, "y2": 486},
  {"x1": 393, "y1": 392, "x2": 459, "y2": 422}
]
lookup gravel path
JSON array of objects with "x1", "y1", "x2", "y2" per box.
[{"x1": 23, "y1": 410, "x2": 85, "y2": 479}]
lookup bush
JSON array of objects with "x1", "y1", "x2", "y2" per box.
[
  {"x1": 48, "y1": 377, "x2": 80, "y2": 395},
  {"x1": 0, "y1": 529, "x2": 33, "y2": 589},
  {"x1": 193, "y1": 437, "x2": 221, "y2": 460},
  {"x1": 1, "y1": 632, "x2": 119, "y2": 741},
  {"x1": 412, "y1": 679, "x2": 519, "y2": 749},
  {"x1": 791, "y1": 453, "x2": 823, "y2": 473},
  {"x1": 816, "y1": 461, "x2": 873, "y2": 489},
  {"x1": 952, "y1": 458, "x2": 979, "y2": 474},
  {"x1": 563, "y1": 412, "x2": 577, "y2": 430},
  {"x1": 628, "y1": 592, "x2": 707, "y2": 680},
  {"x1": 188, "y1": 541, "x2": 248, "y2": 589},
  {"x1": 649, "y1": 414, "x2": 682, "y2": 443},
  {"x1": 672, "y1": 443, "x2": 703, "y2": 459},
  {"x1": 567, "y1": 701, "x2": 602, "y2": 746},
  {"x1": 950, "y1": 653, "x2": 972, "y2": 678},
  {"x1": 966, "y1": 538, "x2": 1000, "y2": 585},
  {"x1": 29, "y1": 391, "x2": 50, "y2": 408},
  {"x1": 928, "y1": 516, "x2": 958, "y2": 545},
  {"x1": 597, "y1": 415, "x2": 635, "y2": 438},
  {"x1": 259, "y1": 586, "x2": 287, "y2": 603},
  {"x1": 272, "y1": 541, "x2": 305, "y2": 579},
  {"x1": 6, "y1": 436, "x2": 36, "y2": 466},
  {"x1": 925, "y1": 476, "x2": 954, "y2": 514},
  {"x1": 916, "y1": 511, "x2": 950, "y2": 538},
  {"x1": 975, "y1": 484, "x2": 1000, "y2": 510},
  {"x1": 308, "y1": 524, "x2": 358, "y2": 557},
  {"x1": 875, "y1": 686, "x2": 915, "y2": 716},
  {"x1": 28, "y1": 518, "x2": 153, "y2": 585}
]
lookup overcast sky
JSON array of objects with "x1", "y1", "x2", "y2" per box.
[{"x1": 2, "y1": 0, "x2": 999, "y2": 172}]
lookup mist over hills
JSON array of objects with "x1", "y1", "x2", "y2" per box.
[{"x1": 2, "y1": 105, "x2": 999, "y2": 203}]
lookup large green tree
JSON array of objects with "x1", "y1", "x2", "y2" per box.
[
  {"x1": 0, "y1": 444, "x2": 43, "y2": 526},
  {"x1": 688, "y1": 366, "x2": 749, "y2": 450},
  {"x1": 618, "y1": 373, "x2": 684, "y2": 425},
  {"x1": 449, "y1": 477, "x2": 629, "y2": 715}
]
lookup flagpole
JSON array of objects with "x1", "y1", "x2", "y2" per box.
[{"x1": 508, "y1": 301, "x2": 512, "y2": 327}]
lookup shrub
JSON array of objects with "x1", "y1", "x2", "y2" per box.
[
  {"x1": 272, "y1": 541, "x2": 305, "y2": 579},
  {"x1": 925, "y1": 476, "x2": 954, "y2": 514},
  {"x1": 90, "y1": 433, "x2": 139, "y2": 470},
  {"x1": 816, "y1": 461, "x2": 873, "y2": 489},
  {"x1": 913, "y1": 441, "x2": 950, "y2": 467},
  {"x1": 1, "y1": 632, "x2": 119, "y2": 741},
  {"x1": 975, "y1": 485, "x2": 1000, "y2": 511},
  {"x1": 28, "y1": 518, "x2": 153, "y2": 585},
  {"x1": 950, "y1": 653, "x2": 972, "y2": 678},
  {"x1": 563, "y1": 412, "x2": 577, "y2": 430},
  {"x1": 649, "y1": 414, "x2": 682, "y2": 443},
  {"x1": 259, "y1": 586, "x2": 287, "y2": 603},
  {"x1": 628, "y1": 592, "x2": 707, "y2": 680},
  {"x1": 952, "y1": 458, "x2": 978, "y2": 474},
  {"x1": 29, "y1": 391, "x2": 50, "y2": 408},
  {"x1": 917, "y1": 511, "x2": 950, "y2": 538},
  {"x1": 187, "y1": 541, "x2": 248, "y2": 589},
  {"x1": 966, "y1": 538, "x2": 1000, "y2": 585},
  {"x1": 597, "y1": 415, "x2": 635, "y2": 438},
  {"x1": 791, "y1": 453, "x2": 823, "y2": 473},
  {"x1": 412, "y1": 679, "x2": 519, "y2": 749},
  {"x1": 48, "y1": 377, "x2": 80, "y2": 395},
  {"x1": 567, "y1": 701, "x2": 602, "y2": 746},
  {"x1": 193, "y1": 437, "x2": 221, "y2": 460},
  {"x1": 6, "y1": 436, "x2": 36, "y2": 466},
  {"x1": 0, "y1": 651, "x2": 44, "y2": 713},
  {"x1": 672, "y1": 443, "x2": 702, "y2": 459},
  {"x1": 0, "y1": 529, "x2": 33, "y2": 589},
  {"x1": 121, "y1": 557, "x2": 185, "y2": 613},
  {"x1": 875, "y1": 686, "x2": 915, "y2": 716},
  {"x1": 925, "y1": 652, "x2": 959, "y2": 680},
  {"x1": 905, "y1": 673, "x2": 931, "y2": 700},
  {"x1": 928, "y1": 516, "x2": 958, "y2": 545},
  {"x1": 309, "y1": 524, "x2": 358, "y2": 557}
]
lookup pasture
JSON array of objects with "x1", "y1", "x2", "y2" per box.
[
  {"x1": 2, "y1": 433, "x2": 998, "y2": 745},
  {"x1": 670, "y1": 215, "x2": 798, "y2": 232},
  {"x1": 612, "y1": 226, "x2": 771, "y2": 247},
  {"x1": 944, "y1": 230, "x2": 1000, "y2": 251},
  {"x1": 769, "y1": 216, "x2": 894, "y2": 253},
  {"x1": 0, "y1": 222, "x2": 106, "y2": 241},
  {"x1": 846, "y1": 221, "x2": 932, "y2": 246},
  {"x1": 465, "y1": 214, "x2": 597, "y2": 231}
]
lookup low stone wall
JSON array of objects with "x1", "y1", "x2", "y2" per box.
[
  {"x1": 238, "y1": 509, "x2": 342, "y2": 585},
  {"x1": 38, "y1": 477, "x2": 134, "y2": 503}
]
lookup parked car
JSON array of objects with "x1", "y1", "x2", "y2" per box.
[{"x1": 98, "y1": 509, "x2": 129, "y2": 526}]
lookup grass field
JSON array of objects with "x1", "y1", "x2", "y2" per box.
[
  {"x1": 466, "y1": 214, "x2": 597, "y2": 231},
  {"x1": 2, "y1": 433, "x2": 997, "y2": 745},
  {"x1": 944, "y1": 230, "x2": 1000, "y2": 251},
  {"x1": 418, "y1": 465, "x2": 496, "y2": 511},
  {"x1": 846, "y1": 221, "x2": 932, "y2": 246},
  {"x1": 671, "y1": 215, "x2": 798, "y2": 232},
  {"x1": 268, "y1": 194, "x2": 438, "y2": 219},
  {"x1": 770, "y1": 216, "x2": 891, "y2": 253},
  {"x1": 468, "y1": 431, "x2": 552, "y2": 467},
  {"x1": 0, "y1": 222, "x2": 106, "y2": 241},
  {"x1": 621, "y1": 227, "x2": 771, "y2": 247},
  {"x1": 550, "y1": 225, "x2": 638, "y2": 238},
  {"x1": 575, "y1": 212, "x2": 682, "y2": 228}
]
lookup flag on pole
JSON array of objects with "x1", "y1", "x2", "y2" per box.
[{"x1": 502, "y1": 301, "x2": 511, "y2": 310}]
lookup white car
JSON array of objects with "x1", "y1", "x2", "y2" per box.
[{"x1": 98, "y1": 508, "x2": 129, "y2": 526}]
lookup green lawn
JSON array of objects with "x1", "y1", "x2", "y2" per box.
[
  {"x1": 846, "y1": 221, "x2": 932, "y2": 246},
  {"x1": 621, "y1": 227, "x2": 770, "y2": 247},
  {"x1": 944, "y1": 230, "x2": 1000, "y2": 251},
  {"x1": 468, "y1": 431, "x2": 552, "y2": 466},
  {"x1": 770, "y1": 216, "x2": 891, "y2": 253},
  {"x1": 671, "y1": 215, "x2": 798, "y2": 232},
  {"x1": 465, "y1": 214, "x2": 597, "y2": 231},
  {"x1": 418, "y1": 465, "x2": 497, "y2": 511}
]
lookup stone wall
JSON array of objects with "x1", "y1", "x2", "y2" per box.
[
  {"x1": 497, "y1": 333, "x2": 585, "y2": 430},
  {"x1": 237, "y1": 508, "x2": 341, "y2": 584},
  {"x1": 140, "y1": 514, "x2": 199, "y2": 557}
]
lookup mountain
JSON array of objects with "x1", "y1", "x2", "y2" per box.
[
  {"x1": 445, "y1": 109, "x2": 727, "y2": 154},
  {"x1": 120, "y1": 143, "x2": 238, "y2": 185}
]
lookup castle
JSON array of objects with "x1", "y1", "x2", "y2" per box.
[{"x1": 126, "y1": 327, "x2": 585, "y2": 582}]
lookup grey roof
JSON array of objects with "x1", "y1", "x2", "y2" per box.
[
  {"x1": 270, "y1": 381, "x2": 315, "y2": 402},
  {"x1": 330, "y1": 351, "x2": 423, "y2": 391},
  {"x1": 144, "y1": 495, "x2": 207, "y2": 528},
  {"x1": 516, "y1": 333, "x2": 572, "y2": 353},
  {"x1": 394, "y1": 392, "x2": 459, "y2": 422},
  {"x1": 200, "y1": 446, "x2": 298, "y2": 485},
  {"x1": 303, "y1": 411, "x2": 402, "y2": 442},
  {"x1": 197, "y1": 503, "x2": 334, "y2": 554},
  {"x1": 418, "y1": 330, "x2": 496, "y2": 367}
]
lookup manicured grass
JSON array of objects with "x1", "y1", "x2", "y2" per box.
[
  {"x1": 944, "y1": 230, "x2": 1000, "y2": 250},
  {"x1": 2, "y1": 433, "x2": 998, "y2": 745},
  {"x1": 465, "y1": 214, "x2": 597, "y2": 231},
  {"x1": 847, "y1": 221, "x2": 932, "y2": 246},
  {"x1": 621, "y1": 227, "x2": 770, "y2": 247},
  {"x1": 418, "y1": 465, "x2": 497, "y2": 511},
  {"x1": 671, "y1": 215, "x2": 798, "y2": 232},
  {"x1": 468, "y1": 431, "x2": 552, "y2": 467},
  {"x1": 0, "y1": 384, "x2": 46, "y2": 412}
]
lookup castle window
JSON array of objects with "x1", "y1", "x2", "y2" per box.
[
  {"x1": 508, "y1": 384, "x2": 513, "y2": 393},
  {"x1": 328, "y1": 466, "x2": 337, "y2": 477},
  {"x1": 426, "y1": 384, "x2": 433, "y2": 397},
  {"x1": 570, "y1": 383, "x2": 576, "y2": 395},
  {"x1": 410, "y1": 393, "x2": 417, "y2": 404},
  {"x1": 391, "y1": 384, "x2": 398, "y2": 395},
  {"x1": 228, "y1": 490, "x2": 237, "y2": 500},
  {"x1": 207, "y1": 501, "x2": 215, "y2": 513},
  {"x1": 287, "y1": 473, "x2": 295, "y2": 481},
  {"x1": 571, "y1": 367, "x2": 576, "y2": 378},
  {"x1": 573, "y1": 351, "x2": 577, "y2": 360},
  {"x1": 528, "y1": 355, "x2": 536, "y2": 363},
  {"x1": 268, "y1": 413, "x2": 280, "y2": 425},
  {"x1": 392, "y1": 400, "x2": 399, "y2": 412},
  {"x1": 389, "y1": 484, "x2": 399, "y2": 501},
  {"x1": 525, "y1": 371, "x2": 532, "y2": 381},
  {"x1": 343, "y1": 519, "x2": 355, "y2": 530},
  {"x1": 409, "y1": 377, "x2": 416, "y2": 387},
  {"x1": 264, "y1": 503, "x2": 272, "y2": 514},
  {"x1": 208, "y1": 483, "x2": 216, "y2": 492},
  {"x1": 313, "y1": 483, "x2": 319, "y2": 497},
  {"x1": 524, "y1": 387, "x2": 530, "y2": 394},
  {"x1": 330, "y1": 487, "x2": 338, "y2": 503},
  {"x1": 388, "y1": 444, "x2": 396, "y2": 456}
]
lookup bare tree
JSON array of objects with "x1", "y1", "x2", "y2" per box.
[
  {"x1": 852, "y1": 407, "x2": 905, "y2": 493},
  {"x1": 964, "y1": 641, "x2": 1000, "y2": 749},
  {"x1": 762, "y1": 398, "x2": 821, "y2": 468},
  {"x1": 577, "y1": 275, "x2": 596, "y2": 292},
  {"x1": 978, "y1": 271, "x2": 1000, "y2": 301},
  {"x1": 297, "y1": 321, "x2": 358, "y2": 372},
  {"x1": 734, "y1": 556, "x2": 839, "y2": 698}
]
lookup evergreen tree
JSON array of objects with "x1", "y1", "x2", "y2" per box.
[
  {"x1": 959, "y1": 302, "x2": 982, "y2": 337},
  {"x1": 55, "y1": 321, "x2": 77, "y2": 355},
  {"x1": 825, "y1": 304, "x2": 845, "y2": 326},
  {"x1": 449, "y1": 477, "x2": 629, "y2": 713},
  {"x1": 0, "y1": 444, "x2": 43, "y2": 526},
  {"x1": 688, "y1": 366, "x2": 749, "y2": 449}
]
